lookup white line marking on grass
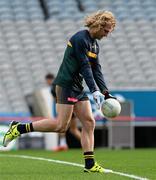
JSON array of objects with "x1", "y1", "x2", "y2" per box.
[{"x1": 0, "y1": 154, "x2": 149, "y2": 180}]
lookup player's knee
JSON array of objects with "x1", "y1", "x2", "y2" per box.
[
  {"x1": 57, "y1": 124, "x2": 68, "y2": 133},
  {"x1": 59, "y1": 128, "x2": 67, "y2": 133}
]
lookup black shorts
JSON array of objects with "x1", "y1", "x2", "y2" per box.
[{"x1": 52, "y1": 85, "x2": 88, "y2": 105}]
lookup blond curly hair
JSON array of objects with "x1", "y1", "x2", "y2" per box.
[{"x1": 84, "y1": 11, "x2": 116, "y2": 33}]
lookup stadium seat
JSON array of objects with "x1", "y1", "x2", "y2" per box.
[{"x1": 0, "y1": 0, "x2": 155, "y2": 113}]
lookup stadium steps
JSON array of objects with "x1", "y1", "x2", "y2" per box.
[{"x1": 0, "y1": 0, "x2": 155, "y2": 113}]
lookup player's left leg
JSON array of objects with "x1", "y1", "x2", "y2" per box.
[{"x1": 74, "y1": 100, "x2": 105, "y2": 173}]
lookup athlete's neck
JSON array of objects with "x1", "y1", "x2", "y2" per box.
[{"x1": 88, "y1": 29, "x2": 96, "y2": 40}]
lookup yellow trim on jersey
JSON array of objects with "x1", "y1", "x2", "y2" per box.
[
  {"x1": 87, "y1": 51, "x2": 97, "y2": 58},
  {"x1": 67, "y1": 41, "x2": 72, "y2": 47}
]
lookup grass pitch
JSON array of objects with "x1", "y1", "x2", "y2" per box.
[{"x1": 0, "y1": 148, "x2": 155, "y2": 180}]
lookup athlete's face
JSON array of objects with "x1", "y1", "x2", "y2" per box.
[{"x1": 96, "y1": 24, "x2": 113, "y2": 40}]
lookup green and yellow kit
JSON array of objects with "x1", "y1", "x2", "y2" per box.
[{"x1": 53, "y1": 30, "x2": 108, "y2": 104}]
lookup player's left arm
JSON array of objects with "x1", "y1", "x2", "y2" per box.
[
  {"x1": 91, "y1": 57, "x2": 108, "y2": 93},
  {"x1": 91, "y1": 58, "x2": 116, "y2": 99}
]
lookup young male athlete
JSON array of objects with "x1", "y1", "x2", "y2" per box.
[{"x1": 3, "y1": 11, "x2": 116, "y2": 173}]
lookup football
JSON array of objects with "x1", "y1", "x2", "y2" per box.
[{"x1": 101, "y1": 98, "x2": 121, "y2": 118}]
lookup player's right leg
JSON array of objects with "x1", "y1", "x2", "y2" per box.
[
  {"x1": 3, "y1": 85, "x2": 75, "y2": 147},
  {"x1": 3, "y1": 103, "x2": 74, "y2": 147},
  {"x1": 3, "y1": 104, "x2": 73, "y2": 147},
  {"x1": 32, "y1": 103, "x2": 73, "y2": 132},
  {"x1": 3, "y1": 121, "x2": 21, "y2": 147}
]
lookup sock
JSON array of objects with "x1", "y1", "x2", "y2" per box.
[
  {"x1": 84, "y1": 151, "x2": 95, "y2": 169},
  {"x1": 59, "y1": 136, "x2": 67, "y2": 146},
  {"x1": 17, "y1": 123, "x2": 34, "y2": 134}
]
